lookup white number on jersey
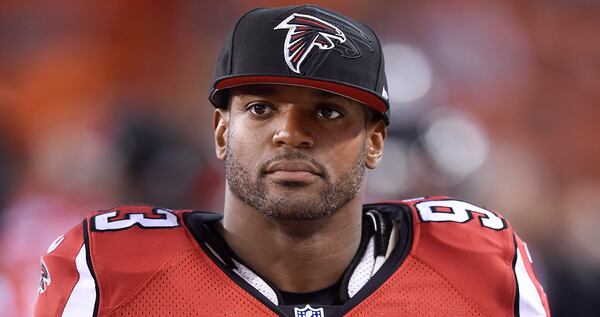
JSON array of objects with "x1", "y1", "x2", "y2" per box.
[
  {"x1": 415, "y1": 200, "x2": 506, "y2": 230},
  {"x1": 93, "y1": 208, "x2": 179, "y2": 231}
]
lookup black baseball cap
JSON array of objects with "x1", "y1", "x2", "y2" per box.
[{"x1": 209, "y1": 5, "x2": 390, "y2": 125}]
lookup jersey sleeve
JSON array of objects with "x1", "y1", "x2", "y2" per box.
[
  {"x1": 402, "y1": 196, "x2": 551, "y2": 316},
  {"x1": 513, "y1": 234, "x2": 551, "y2": 316},
  {"x1": 34, "y1": 206, "x2": 189, "y2": 316},
  {"x1": 34, "y1": 220, "x2": 98, "y2": 317}
]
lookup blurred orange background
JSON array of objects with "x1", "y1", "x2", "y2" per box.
[{"x1": 0, "y1": 0, "x2": 599, "y2": 316}]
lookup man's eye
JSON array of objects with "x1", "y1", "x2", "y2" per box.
[
  {"x1": 248, "y1": 103, "x2": 273, "y2": 116},
  {"x1": 316, "y1": 107, "x2": 342, "y2": 119}
]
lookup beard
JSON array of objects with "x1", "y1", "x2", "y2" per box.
[{"x1": 224, "y1": 145, "x2": 366, "y2": 221}]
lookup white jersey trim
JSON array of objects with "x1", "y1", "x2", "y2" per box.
[
  {"x1": 62, "y1": 245, "x2": 97, "y2": 317},
  {"x1": 232, "y1": 259, "x2": 279, "y2": 305},
  {"x1": 348, "y1": 237, "x2": 375, "y2": 298},
  {"x1": 515, "y1": 244, "x2": 547, "y2": 317}
]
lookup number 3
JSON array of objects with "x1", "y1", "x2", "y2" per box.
[
  {"x1": 92, "y1": 208, "x2": 179, "y2": 231},
  {"x1": 415, "y1": 200, "x2": 506, "y2": 230}
]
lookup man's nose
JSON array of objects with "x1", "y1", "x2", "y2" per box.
[{"x1": 272, "y1": 107, "x2": 314, "y2": 149}]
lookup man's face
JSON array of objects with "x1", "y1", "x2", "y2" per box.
[{"x1": 215, "y1": 84, "x2": 385, "y2": 221}]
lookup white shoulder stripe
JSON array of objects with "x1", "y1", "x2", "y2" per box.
[
  {"x1": 62, "y1": 245, "x2": 97, "y2": 317},
  {"x1": 515, "y1": 245, "x2": 547, "y2": 316}
]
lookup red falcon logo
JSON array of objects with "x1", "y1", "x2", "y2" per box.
[
  {"x1": 274, "y1": 13, "x2": 346, "y2": 74},
  {"x1": 39, "y1": 259, "x2": 51, "y2": 293}
]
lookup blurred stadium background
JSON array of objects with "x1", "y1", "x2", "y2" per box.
[{"x1": 1, "y1": 0, "x2": 599, "y2": 315}]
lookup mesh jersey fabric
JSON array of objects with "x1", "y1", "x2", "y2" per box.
[
  {"x1": 345, "y1": 255, "x2": 489, "y2": 316},
  {"x1": 111, "y1": 251, "x2": 489, "y2": 317},
  {"x1": 99, "y1": 202, "x2": 505, "y2": 316},
  {"x1": 111, "y1": 247, "x2": 277, "y2": 316},
  {"x1": 34, "y1": 199, "x2": 550, "y2": 316}
]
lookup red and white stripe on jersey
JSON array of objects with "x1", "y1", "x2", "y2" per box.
[
  {"x1": 514, "y1": 234, "x2": 551, "y2": 316},
  {"x1": 61, "y1": 244, "x2": 96, "y2": 316},
  {"x1": 34, "y1": 222, "x2": 98, "y2": 317}
]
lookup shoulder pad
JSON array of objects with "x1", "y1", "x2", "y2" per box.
[
  {"x1": 401, "y1": 196, "x2": 517, "y2": 313},
  {"x1": 85, "y1": 205, "x2": 196, "y2": 311}
]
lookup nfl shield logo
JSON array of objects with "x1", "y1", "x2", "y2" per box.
[{"x1": 294, "y1": 304, "x2": 325, "y2": 317}]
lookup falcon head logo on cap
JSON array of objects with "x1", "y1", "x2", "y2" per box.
[
  {"x1": 274, "y1": 13, "x2": 346, "y2": 74},
  {"x1": 39, "y1": 259, "x2": 51, "y2": 293}
]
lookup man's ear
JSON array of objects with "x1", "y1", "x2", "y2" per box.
[
  {"x1": 365, "y1": 120, "x2": 386, "y2": 169},
  {"x1": 214, "y1": 108, "x2": 229, "y2": 160}
]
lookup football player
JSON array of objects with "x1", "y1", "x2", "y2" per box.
[{"x1": 34, "y1": 5, "x2": 550, "y2": 317}]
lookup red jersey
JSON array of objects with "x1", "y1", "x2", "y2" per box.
[{"x1": 34, "y1": 197, "x2": 550, "y2": 316}]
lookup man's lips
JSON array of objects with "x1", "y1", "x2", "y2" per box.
[
  {"x1": 264, "y1": 160, "x2": 323, "y2": 182},
  {"x1": 265, "y1": 161, "x2": 322, "y2": 175}
]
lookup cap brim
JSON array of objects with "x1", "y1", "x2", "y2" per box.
[{"x1": 211, "y1": 75, "x2": 388, "y2": 113}]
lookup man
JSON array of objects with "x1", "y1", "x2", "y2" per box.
[{"x1": 35, "y1": 5, "x2": 550, "y2": 317}]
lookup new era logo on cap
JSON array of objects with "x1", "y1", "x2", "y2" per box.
[
  {"x1": 274, "y1": 13, "x2": 346, "y2": 74},
  {"x1": 382, "y1": 86, "x2": 389, "y2": 100}
]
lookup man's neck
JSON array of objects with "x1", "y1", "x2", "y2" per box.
[{"x1": 219, "y1": 188, "x2": 364, "y2": 293}]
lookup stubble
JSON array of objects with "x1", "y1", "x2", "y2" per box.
[{"x1": 224, "y1": 145, "x2": 366, "y2": 221}]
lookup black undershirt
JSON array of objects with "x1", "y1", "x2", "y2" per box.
[{"x1": 279, "y1": 278, "x2": 342, "y2": 305}]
